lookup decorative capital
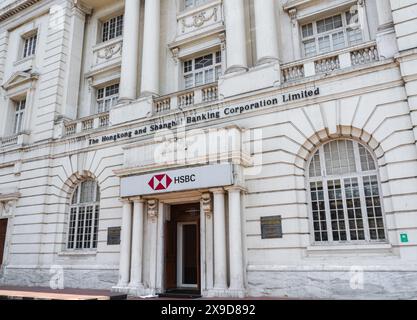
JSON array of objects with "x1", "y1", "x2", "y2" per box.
[
  {"x1": 171, "y1": 47, "x2": 180, "y2": 64},
  {"x1": 0, "y1": 199, "x2": 17, "y2": 218},
  {"x1": 72, "y1": 0, "x2": 92, "y2": 15},
  {"x1": 147, "y1": 200, "x2": 158, "y2": 222},
  {"x1": 219, "y1": 32, "x2": 226, "y2": 50},
  {"x1": 201, "y1": 193, "x2": 212, "y2": 219},
  {"x1": 289, "y1": 8, "x2": 297, "y2": 21}
]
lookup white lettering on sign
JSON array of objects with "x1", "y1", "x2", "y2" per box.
[{"x1": 120, "y1": 164, "x2": 234, "y2": 197}]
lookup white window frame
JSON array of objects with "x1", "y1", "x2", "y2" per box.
[
  {"x1": 67, "y1": 180, "x2": 100, "y2": 251},
  {"x1": 13, "y1": 99, "x2": 26, "y2": 135},
  {"x1": 96, "y1": 83, "x2": 119, "y2": 114},
  {"x1": 301, "y1": 10, "x2": 363, "y2": 58},
  {"x1": 307, "y1": 139, "x2": 388, "y2": 245},
  {"x1": 176, "y1": 221, "x2": 199, "y2": 289},
  {"x1": 22, "y1": 32, "x2": 38, "y2": 59},
  {"x1": 101, "y1": 14, "x2": 124, "y2": 43},
  {"x1": 183, "y1": 51, "x2": 222, "y2": 89}
]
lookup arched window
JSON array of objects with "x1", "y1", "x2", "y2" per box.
[
  {"x1": 67, "y1": 180, "x2": 100, "y2": 250},
  {"x1": 308, "y1": 139, "x2": 386, "y2": 244}
]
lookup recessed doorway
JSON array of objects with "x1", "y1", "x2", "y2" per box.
[
  {"x1": 0, "y1": 219, "x2": 8, "y2": 266},
  {"x1": 164, "y1": 203, "x2": 200, "y2": 295}
]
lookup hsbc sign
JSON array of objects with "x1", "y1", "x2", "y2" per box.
[{"x1": 121, "y1": 164, "x2": 234, "y2": 197}]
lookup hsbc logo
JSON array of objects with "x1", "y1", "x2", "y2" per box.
[
  {"x1": 148, "y1": 174, "x2": 173, "y2": 191},
  {"x1": 148, "y1": 173, "x2": 196, "y2": 191}
]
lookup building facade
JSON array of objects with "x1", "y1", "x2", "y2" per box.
[{"x1": 0, "y1": 0, "x2": 417, "y2": 299}]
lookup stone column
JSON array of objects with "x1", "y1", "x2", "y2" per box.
[
  {"x1": 211, "y1": 188, "x2": 227, "y2": 291},
  {"x1": 119, "y1": 0, "x2": 141, "y2": 102},
  {"x1": 223, "y1": 0, "x2": 248, "y2": 73},
  {"x1": 202, "y1": 193, "x2": 213, "y2": 291},
  {"x1": 254, "y1": 0, "x2": 279, "y2": 64},
  {"x1": 117, "y1": 199, "x2": 132, "y2": 287},
  {"x1": 129, "y1": 198, "x2": 145, "y2": 288},
  {"x1": 147, "y1": 199, "x2": 159, "y2": 294},
  {"x1": 289, "y1": 9, "x2": 301, "y2": 61},
  {"x1": 140, "y1": 0, "x2": 160, "y2": 96},
  {"x1": 226, "y1": 187, "x2": 245, "y2": 295},
  {"x1": 62, "y1": 2, "x2": 89, "y2": 119},
  {"x1": 357, "y1": 0, "x2": 370, "y2": 41},
  {"x1": 375, "y1": 0, "x2": 397, "y2": 58},
  {"x1": 376, "y1": 0, "x2": 393, "y2": 29}
]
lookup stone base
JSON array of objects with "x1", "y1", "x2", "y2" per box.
[
  {"x1": 247, "y1": 270, "x2": 417, "y2": 299},
  {"x1": 205, "y1": 288, "x2": 246, "y2": 298},
  {"x1": 0, "y1": 267, "x2": 118, "y2": 290},
  {"x1": 112, "y1": 284, "x2": 159, "y2": 297}
]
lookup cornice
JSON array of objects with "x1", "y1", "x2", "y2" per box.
[{"x1": 0, "y1": 0, "x2": 41, "y2": 23}]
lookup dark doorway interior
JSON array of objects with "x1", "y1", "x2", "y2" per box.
[
  {"x1": 164, "y1": 203, "x2": 201, "y2": 297},
  {"x1": 0, "y1": 219, "x2": 8, "y2": 266}
]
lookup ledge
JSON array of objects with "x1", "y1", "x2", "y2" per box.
[
  {"x1": 306, "y1": 243, "x2": 393, "y2": 256},
  {"x1": 57, "y1": 251, "x2": 98, "y2": 257},
  {"x1": 0, "y1": 0, "x2": 41, "y2": 22}
]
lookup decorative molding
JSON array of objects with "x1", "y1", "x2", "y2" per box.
[
  {"x1": 2, "y1": 71, "x2": 39, "y2": 91},
  {"x1": 0, "y1": 0, "x2": 41, "y2": 22},
  {"x1": 0, "y1": 191, "x2": 20, "y2": 218},
  {"x1": 147, "y1": 200, "x2": 158, "y2": 222},
  {"x1": 181, "y1": 7, "x2": 218, "y2": 33},
  {"x1": 72, "y1": 0, "x2": 92, "y2": 16},
  {"x1": 171, "y1": 47, "x2": 180, "y2": 64},
  {"x1": 97, "y1": 42, "x2": 122, "y2": 60},
  {"x1": 201, "y1": 193, "x2": 212, "y2": 219},
  {"x1": 219, "y1": 32, "x2": 226, "y2": 51},
  {"x1": 289, "y1": 8, "x2": 297, "y2": 25}
]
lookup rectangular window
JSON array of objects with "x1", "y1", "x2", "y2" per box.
[
  {"x1": 102, "y1": 15, "x2": 124, "y2": 42},
  {"x1": 183, "y1": 51, "x2": 222, "y2": 89},
  {"x1": 13, "y1": 99, "x2": 26, "y2": 134},
  {"x1": 67, "y1": 181, "x2": 100, "y2": 250},
  {"x1": 22, "y1": 33, "x2": 37, "y2": 58},
  {"x1": 301, "y1": 10, "x2": 363, "y2": 58},
  {"x1": 97, "y1": 83, "x2": 119, "y2": 113}
]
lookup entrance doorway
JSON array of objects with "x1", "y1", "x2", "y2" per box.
[
  {"x1": 0, "y1": 219, "x2": 7, "y2": 266},
  {"x1": 164, "y1": 203, "x2": 200, "y2": 294}
]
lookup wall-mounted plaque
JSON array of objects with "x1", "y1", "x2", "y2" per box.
[
  {"x1": 261, "y1": 216, "x2": 283, "y2": 239},
  {"x1": 107, "y1": 227, "x2": 121, "y2": 245}
]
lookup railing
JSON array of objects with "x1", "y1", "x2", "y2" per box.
[
  {"x1": 178, "y1": 91, "x2": 195, "y2": 108},
  {"x1": 1, "y1": 134, "x2": 18, "y2": 147},
  {"x1": 64, "y1": 123, "x2": 77, "y2": 136},
  {"x1": 315, "y1": 55, "x2": 340, "y2": 75},
  {"x1": 91, "y1": 37, "x2": 123, "y2": 71},
  {"x1": 153, "y1": 83, "x2": 219, "y2": 114},
  {"x1": 351, "y1": 44, "x2": 379, "y2": 66},
  {"x1": 202, "y1": 85, "x2": 218, "y2": 102},
  {"x1": 99, "y1": 113, "x2": 110, "y2": 128},
  {"x1": 281, "y1": 64, "x2": 305, "y2": 82},
  {"x1": 64, "y1": 112, "x2": 110, "y2": 137},
  {"x1": 281, "y1": 41, "x2": 380, "y2": 83},
  {"x1": 0, "y1": 132, "x2": 29, "y2": 148}
]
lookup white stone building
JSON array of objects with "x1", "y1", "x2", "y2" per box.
[{"x1": 0, "y1": 0, "x2": 416, "y2": 299}]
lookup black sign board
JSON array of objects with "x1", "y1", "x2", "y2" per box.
[
  {"x1": 261, "y1": 216, "x2": 283, "y2": 239},
  {"x1": 107, "y1": 227, "x2": 121, "y2": 245}
]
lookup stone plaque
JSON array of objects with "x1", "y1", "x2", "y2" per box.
[
  {"x1": 107, "y1": 227, "x2": 121, "y2": 245},
  {"x1": 261, "y1": 216, "x2": 282, "y2": 239}
]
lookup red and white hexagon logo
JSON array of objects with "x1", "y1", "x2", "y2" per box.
[{"x1": 148, "y1": 174, "x2": 173, "y2": 191}]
